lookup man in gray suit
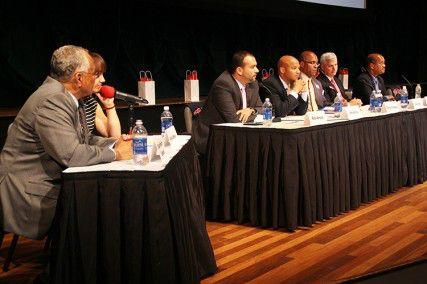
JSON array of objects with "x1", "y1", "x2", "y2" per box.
[
  {"x1": 0, "y1": 45, "x2": 132, "y2": 239},
  {"x1": 299, "y1": 50, "x2": 328, "y2": 110},
  {"x1": 192, "y1": 50, "x2": 262, "y2": 154}
]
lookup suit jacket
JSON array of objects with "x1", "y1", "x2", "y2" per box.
[
  {"x1": 0, "y1": 77, "x2": 116, "y2": 239},
  {"x1": 259, "y1": 74, "x2": 308, "y2": 117},
  {"x1": 353, "y1": 72, "x2": 387, "y2": 105},
  {"x1": 301, "y1": 72, "x2": 328, "y2": 109},
  {"x1": 317, "y1": 71, "x2": 350, "y2": 105},
  {"x1": 192, "y1": 71, "x2": 262, "y2": 154}
]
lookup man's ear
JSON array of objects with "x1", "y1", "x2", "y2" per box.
[
  {"x1": 74, "y1": 72, "x2": 83, "y2": 87},
  {"x1": 236, "y1": 66, "x2": 243, "y2": 76}
]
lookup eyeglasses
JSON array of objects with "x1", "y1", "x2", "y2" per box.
[
  {"x1": 77, "y1": 71, "x2": 101, "y2": 78},
  {"x1": 304, "y1": 61, "x2": 320, "y2": 67}
]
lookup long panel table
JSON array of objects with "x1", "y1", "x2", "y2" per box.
[
  {"x1": 205, "y1": 108, "x2": 427, "y2": 230},
  {"x1": 50, "y1": 137, "x2": 217, "y2": 283}
]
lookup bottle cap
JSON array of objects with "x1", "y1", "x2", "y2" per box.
[
  {"x1": 135, "y1": 119, "x2": 143, "y2": 125},
  {"x1": 265, "y1": 98, "x2": 270, "y2": 102},
  {"x1": 164, "y1": 106, "x2": 169, "y2": 111}
]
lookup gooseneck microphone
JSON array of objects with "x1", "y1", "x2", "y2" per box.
[
  {"x1": 100, "y1": 85, "x2": 148, "y2": 104},
  {"x1": 401, "y1": 75, "x2": 412, "y2": 88}
]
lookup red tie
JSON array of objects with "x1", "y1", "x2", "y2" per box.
[{"x1": 330, "y1": 78, "x2": 341, "y2": 94}]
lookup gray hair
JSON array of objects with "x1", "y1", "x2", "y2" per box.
[
  {"x1": 319, "y1": 52, "x2": 337, "y2": 64},
  {"x1": 50, "y1": 45, "x2": 91, "y2": 81}
]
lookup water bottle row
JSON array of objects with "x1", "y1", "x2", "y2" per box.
[{"x1": 132, "y1": 106, "x2": 174, "y2": 165}]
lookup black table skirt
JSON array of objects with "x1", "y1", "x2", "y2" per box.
[
  {"x1": 51, "y1": 140, "x2": 217, "y2": 283},
  {"x1": 205, "y1": 109, "x2": 427, "y2": 230}
]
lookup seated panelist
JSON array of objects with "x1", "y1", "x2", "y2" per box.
[
  {"x1": 192, "y1": 50, "x2": 263, "y2": 154},
  {"x1": 0, "y1": 45, "x2": 132, "y2": 240},
  {"x1": 259, "y1": 55, "x2": 308, "y2": 117}
]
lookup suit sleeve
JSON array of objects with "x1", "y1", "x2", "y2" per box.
[
  {"x1": 34, "y1": 96, "x2": 116, "y2": 168},
  {"x1": 211, "y1": 81, "x2": 241, "y2": 123},
  {"x1": 249, "y1": 84, "x2": 263, "y2": 114},
  {"x1": 263, "y1": 79, "x2": 299, "y2": 117},
  {"x1": 353, "y1": 77, "x2": 373, "y2": 105},
  {"x1": 294, "y1": 97, "x2": 308, "y2": 115}
]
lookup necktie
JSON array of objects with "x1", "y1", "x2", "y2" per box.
[
  {"x1": 240, "y1": 86, "x2": 247, "y2": 109},
  {"x1": 308, "y1": 79, "x2": 318, "y2": 111},
  {"x1": 78, "y1": 100, "x2": 90, "y2": 144},
  {"x1": 372, "y1": 77, "x2": 379, "y2": 91},
  {"x1": 330, "y1": 78, "x2": 343, "y2": 99}
]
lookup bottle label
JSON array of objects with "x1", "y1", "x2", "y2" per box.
[
  {"x1": 263, "y1": 108, "x2": 272, "y2": 120},
  {"x1": 161, "y1": 118, "x2": 173, "y2": 133},
  {"x1": 133, "y1": 137, "x2": 147, "y2": 155},
  {"x1": 401, "y1": 95, "x2": 409, "y2": 104}
]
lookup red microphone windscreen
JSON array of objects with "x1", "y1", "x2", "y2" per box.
[{"x1": 99, "y1": 85, "x2": 116, "y2": 98}]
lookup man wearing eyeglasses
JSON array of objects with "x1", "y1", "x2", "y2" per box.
[
  {"x1": 299, "y1": 50, "x2": 327, "y2": 110},
  {"x1": 0, "y1": 45, "x2": 132, "y2": 240}
]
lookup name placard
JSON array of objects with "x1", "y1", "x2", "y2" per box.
[
  {"x1": 164, "y1": 125, "x2": 177, "y2": 145},
  {"x1": 304, "y1": 111, "x2": 327, "y2": 126},
  {"x1": 148, "y1": 137, "x2": 165, "y2": 161},
  {"x1": 381, "y1": 101, "x2": 401, "y2": 113},
  {"x1": 408, "y1": 98, "x2": 424, "y2": 110},
  {"x1": 424, "y1": 97, "x2": 427, "y2": 106},
  {"x1": 341, "y1": 106, "x2": 362, "y2": 120}
]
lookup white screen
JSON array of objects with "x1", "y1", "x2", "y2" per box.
[{"x1": 297, "y1": 0, "x2": 366, "y2": 9}]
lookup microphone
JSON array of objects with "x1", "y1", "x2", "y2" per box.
[
  {"x1": 401, "y1": 75, "x2": 413, "y2": 88},
  {"x1": 100, "y1": 85, "x2": 148, "y2": 104}
]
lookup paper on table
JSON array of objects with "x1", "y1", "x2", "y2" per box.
[{"x1": 63, "y1": 135, "x2": 191, "y2": 173}]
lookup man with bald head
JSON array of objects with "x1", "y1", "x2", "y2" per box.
[
  {"x1": 353, "y1": 53, "x2": 392, "y2": 105},
  {"x1": 0, "y1": 45, "x2": 132, "y2": 239},
  {"x1": 260, "y1": 55, "x2": 308, "y2": 117},
  {"x1": 299, "y1": 50, "x2": 327, "y2": 110}
]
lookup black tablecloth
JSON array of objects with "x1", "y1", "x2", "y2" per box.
[
  {"x1": 51, "y1": 140, "x2": 217, "y2": 283},
  {"x1": 205, "y1": 109, "x2": 427, "y2": 230}
]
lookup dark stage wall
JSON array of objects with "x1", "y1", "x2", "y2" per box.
[{"x1": 1, "y1": 0, "x2": 426, "y2": 107}]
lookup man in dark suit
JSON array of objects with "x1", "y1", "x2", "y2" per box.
[
  {"x1": 259, "y1": 55, "x2": 308, "y2": 117},
  {"x1": 317, "y1": 52, "x2": 351, "y2": 106},
  {"x1": 192, "y1": 50, "x2": 263, "y2": 154},
  {"x1": 0, "y1": 45, "x2": 132, "y2": 239},
  {"x1": 353, "y1": 53, "x2": 393, "y2": 105},
  {"x1": 299, "y1": 50, "x2": 327, "y2": 110}
]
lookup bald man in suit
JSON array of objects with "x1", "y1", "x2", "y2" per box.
[{"x1": 259, "y1": 55, "x2": 308, "y2": 117}]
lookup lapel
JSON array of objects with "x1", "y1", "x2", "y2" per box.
[{"x1": 227, "y1": 72, "x2": 244, "y2": 109}]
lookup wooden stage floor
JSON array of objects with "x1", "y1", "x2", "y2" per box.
[{"x1": 1, "y1": 182, "x2": 426, "y2": 283}]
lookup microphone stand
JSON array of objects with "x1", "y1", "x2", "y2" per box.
[{"x1": 128, "y1": 103, "x2": 134, "y2": 135}]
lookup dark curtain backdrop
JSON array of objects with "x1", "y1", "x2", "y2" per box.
[{"x1": 1, "y1": 0, "x2": 426, "y2": 107}]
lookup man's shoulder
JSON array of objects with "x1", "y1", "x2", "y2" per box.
[
  {"x1": 30, "y1": 77, "x2": 75, "y2": 113},
  {"x1": 316, "y1": 73, "x2": 328, "y2": 84},
  {"x1": 263, "y1": 75, "x2": 281, "y2": 89}
]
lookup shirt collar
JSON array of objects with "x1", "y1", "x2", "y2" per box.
[
  {"x1": 66, "y1": 90, "x2": 79, "y2": 108},
  {"x1": 279, "y1": 75, "x2": 289, "y2": 90},
  {"x1": 234, "y1": 78, "x2": 246, "y2": 91}
]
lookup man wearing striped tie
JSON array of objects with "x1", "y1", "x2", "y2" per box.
[{"x1": 299, "y1": 50, "x2": 327, "y2": 110}]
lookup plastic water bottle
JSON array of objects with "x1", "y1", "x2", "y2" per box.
[
  {"x1": 160, "y1": 106, "x2": 173, "y2": 134},
  {"x1": 415, "y1": 84, "x2": 422, "y2": 99},
  {"x1": 369, "y1": 90, "x2": 377, "y2": 112},
  {"x1": 375, "y1": 90, "x2": 383, "y2": 112},
  {"x1": 262, "y1": 98, "x2": 273, "y2": 125},
  {"x1": 400, "y1": 86, "x2": 409, "y2": 108},
  {"x1": 132, "y1": 119, "x2": 148, "y2": 165},
  {"x1": 333, "y1": 95, "x2": 343, "y2": 114}
]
